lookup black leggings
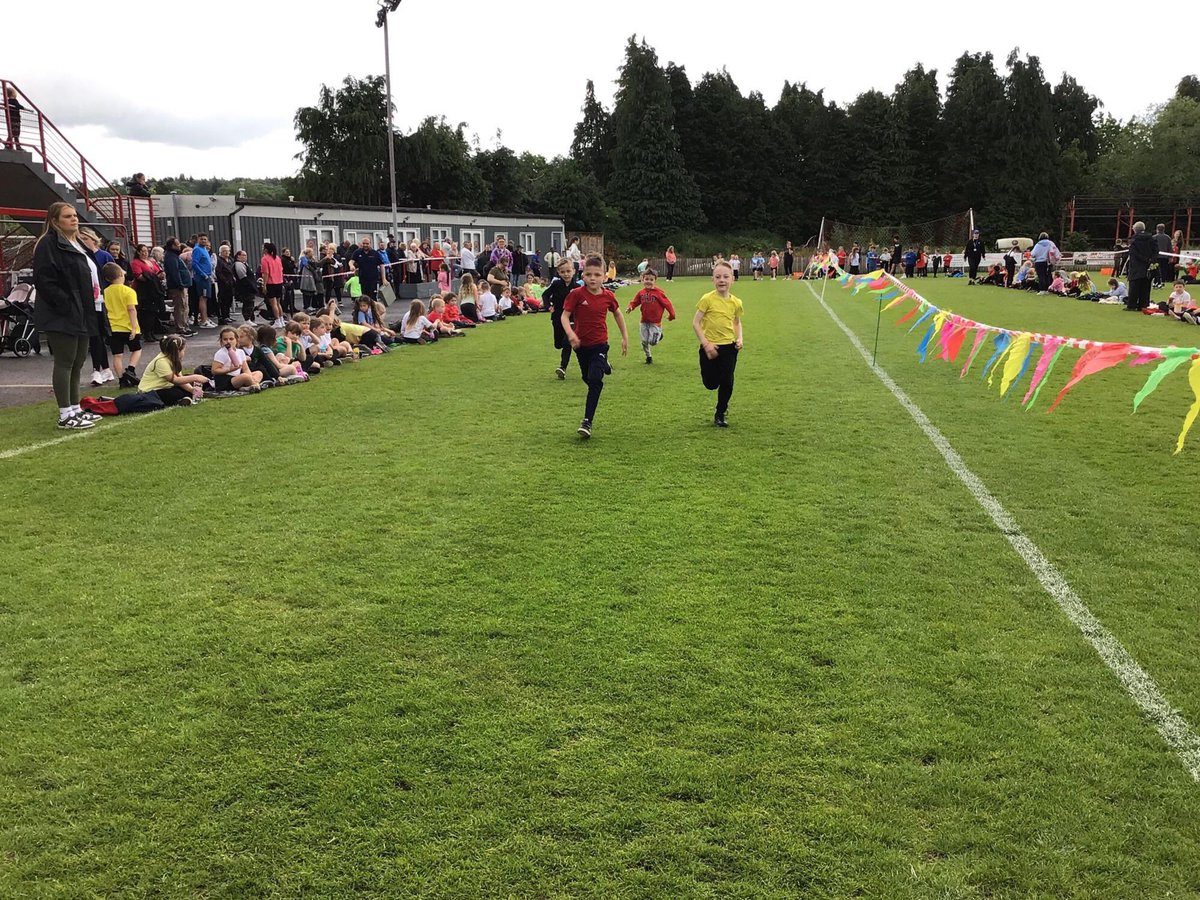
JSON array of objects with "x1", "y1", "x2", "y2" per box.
[
  {"x1": 46, "y1": 332, "x2": 90, "y2": 407},
  {"x1": 217, "y1": 282, "x2": 234, "y2": 321},
  {"x1": 154, "y1": 386, "x2": 192, "y2": 406},
  {"x1": 666, "y1": 262, "x2": 675, "y2": 280},
  {"x1": 784, "y1": 256, "x2": 794, "y2": 276},
  {"x1": 459, "y1": 302, "x2": 481, "y2": 323},
  {"x1": 699, "y1": 343, "x2": 739, "y2": 416},
  {"x1": 968, "y1": 259, "x2": 981, "y2": 280}
]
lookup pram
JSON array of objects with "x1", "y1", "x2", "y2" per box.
[{"x1": 0, "y1": 282, "x2": 40, "y2": 357}]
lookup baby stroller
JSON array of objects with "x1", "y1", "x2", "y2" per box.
[{"x1": 0, "y1": 282, "x2": 40, "y2": 357}]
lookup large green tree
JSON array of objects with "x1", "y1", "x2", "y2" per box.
[
  {"x1": 891, "y1": 64, "x2": 946, "y2": 222},
  {"x1": 569, "y1": 80, "x2": 614, "y2": 189},
  {"x1": 607, "y1": 37, "x2": 702, "y2": 243},
  {"x1": 996, "y1": 51, "x2": 1065, "y2": 232},
  {"x1": 395, "y1": 117, "x2": 487, "y2": 210},
  {"x1": 294, "y1": 76, "x2": 391, "y2": 206},
  {"x1": 941, "y1": 52, "x2": 1008, "y2": 224}
]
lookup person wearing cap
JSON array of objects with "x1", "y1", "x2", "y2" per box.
[{"x1": 964, "y1": 229, "x2": 985, "y2": 284}]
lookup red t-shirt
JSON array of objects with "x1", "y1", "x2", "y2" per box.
[
  {"x1": 628, "y1": 287, "x2": 676, "y2": 325},
  {"x1": 564, "y1": 286, "x2": 619, "y2": 346}
]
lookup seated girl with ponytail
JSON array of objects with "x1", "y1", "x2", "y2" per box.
[{"x1": 137, "y1": 335, "x2": 208, "y2": 406}]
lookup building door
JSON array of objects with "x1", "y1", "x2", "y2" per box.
[
  {"x1": 302, "y1": 226, "x2": 337, "y2": 252},
  {"x1": 460, "y1": 228, "x2": 484, "y2": 253}
]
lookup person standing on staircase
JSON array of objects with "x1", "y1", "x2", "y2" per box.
[
  {"x1": 4, "y1": 85, "x2": 22, "y2": 149},
  {"x1": 126, "y1": 173, "x2": 152, "y2": 197}
]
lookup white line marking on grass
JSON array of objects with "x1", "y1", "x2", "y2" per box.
[
  {"x1": 806, "y1": 280, "x2": 1200, "y2": 782},
  {"x1": 0, "y1": 407, "x2": 174, "y2": 461}
]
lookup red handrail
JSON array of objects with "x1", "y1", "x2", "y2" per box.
[{"x1": 2, "y1": 78, "x2": 126, "y2": 231}]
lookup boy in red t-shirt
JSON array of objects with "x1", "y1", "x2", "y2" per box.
[
  {"x1": 561, "y1": 254, "x2": 628, "y2": 438},
  {"x1": 626, "y1": 267, "x2": 676, "y2": 364}
]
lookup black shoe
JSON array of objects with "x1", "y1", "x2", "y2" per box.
[
  {"x1": 714, "y1": 412, "x2": 728, "y2": 428},
  {"x1": 645, "y1": 356, "x2": 653, "y2": 364},
  {"x1": 555, "y1": 366, "x2": 566, "y2": 380},
  {"x1": 118, "y1": 373, "x2": 138, "y2": 388},
  {"x1": 577, "y1": 419, "x2": 592, "y2": 438},
  {"x1": 57, "y1": 414, "x2": 95, "y2": 430}
]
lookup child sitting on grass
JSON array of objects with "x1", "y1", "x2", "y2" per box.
[
  {"x1": 400, "y1": 300, "x2": 437, "y2": 344},
  {"x1": 311, "y1": 317, "x2": 351, "y2": 365},
  {"x1": 427, "y1": 298, "x2": 466, "y2": 337},
  {"x1": 441, "y1": 292, "x2": 476, "y2": 328},
  {"x1": 137, "y1": 335, "x2": 207, "y2": 406},
  {"x1": 276, "y1": 321, "x2": 321, "y2": 375},
  {"x1": 254, "y1": 324, "x2": 304, "y2": 379},
  {"x1": 212, "y1": 326, "x2": 263, "y2": 392},
  {"x1": 1167, "y1": 281, "x2": 1197, "y2": 323},
  {"x1": 1047, "y1": 271, "x2": 1068, "y2": 296},
  {"x1": 477, "y1": 282, "x2": 501, "y2": 321},
  {"x1": 498, "y1": 285, "x2": 523, "y2": 316}
]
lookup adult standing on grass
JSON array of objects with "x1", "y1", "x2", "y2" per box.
[
  {"x1": 693, "y1": 259, "x2": 743, "y2": 428},
  {"x1": 1124, "y1": 221, "x2": 1157, "y2": 312},
  {"x1": 783, "y1": 241, "x2": 794, "y2": 278},
  {"x1": 1030, "y1": 232, "x2": 1059, "y2": 292},
  {"x1": 964, "y1": 228, "x2": 985, "y2": 284},
  {"x1": 665, "y1": 245, "x2": 677, "y2": 281},
  {"x1": 1154, "y1": 223, "x2": 1174, "y2": 288},
  {"x1": 32, "y1": 201, "x2": 102, "y2": 430}
]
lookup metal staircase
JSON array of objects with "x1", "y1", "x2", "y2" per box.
[{"x1": 1, "y1": 78, "x2": 155, "y2": 259}]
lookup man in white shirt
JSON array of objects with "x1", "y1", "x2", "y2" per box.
[{"x1": 458, "y1": 241, "x2": 476, "y2": 279}]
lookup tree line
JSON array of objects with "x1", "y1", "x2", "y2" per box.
[{"x1": 155, "y1": 39, "x2": 1200, "y2": 250}]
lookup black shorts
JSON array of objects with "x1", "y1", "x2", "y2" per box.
[
  {"x1": 108, "y1": 332, "x2": 142, "y2": 354},
  {"x1": 213, "y1": 373, "x2": 236, "y2": 391},
  {"x1": 753, "y1": 267, "x2": 764, "y2": 273},
  {"x1": 266, "y1": 283, "x2": 284, "y2": 299}
]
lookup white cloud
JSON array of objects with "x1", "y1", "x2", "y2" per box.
[{"x1": 3, "y1": 1, "x2": 1190, "y2": 181}]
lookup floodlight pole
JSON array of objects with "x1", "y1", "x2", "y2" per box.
[{"x1": 378, "y1": 2, "x2": 400, "y2": 242}]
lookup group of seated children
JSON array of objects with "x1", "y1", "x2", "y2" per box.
[{"x1": 456, "y1": 272, "x2": 544, "y2": 322}]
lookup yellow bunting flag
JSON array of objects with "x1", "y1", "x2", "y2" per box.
[
  {"x1": 998, "y1": 333, "x2": 1032, "y2": 397},
  {"x1": 1174, "y1": 357, "x2": 1200, "y2": 455}
]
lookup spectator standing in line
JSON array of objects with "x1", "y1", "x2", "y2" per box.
[
  {"x1": 890, "y1": 235, "x2": 903, "y2": 275},
  {"x1": 126, "y1": 173, "x2": 152, "y2": 197},
  {"x1": 215, "y1": 244, "x2": 236, "y2": 324},
  {"x1": 490, "y1": 236, "x2": 513, "y2": 269},
  {"x1": 1154, "y1": 223, "x2": 1174, "y2": 288},
  {"x1": 566, "y1": 237, "x2": 582, "y2": 273},
  {"x1": 163, "y1": 237, "x2": 194, "y2": 335},
  {"x1": 4, "y1": 85, "x2": 23, "y2": 148},
  {"x1": 350, "y1": 236, "x2": 385, "y2": 299},
  {"x1": 1029, "y1": 231, "x2": 1060, "y2": 292},
  {"x1": 963, "y1": 229, "x2": 985, "y2": 284},
  {"x1": 511, "y1": 242, "x2": 528, "y2": 287},
  {"x1": 1124, "y1": 221, "x2": 1157, "y2": 311},
  {"x1": 459, "y1": 240, "x2": 476, "y2": 279},
  {"x1": 32, "y1": 202, "x2": 101, "y2": 429},
  {"x1": 191, "y1": 233, "x2": 216, "y2": 327},
  {"x1": 783, "y1": 241, "x2": 794, "y2": 278}
]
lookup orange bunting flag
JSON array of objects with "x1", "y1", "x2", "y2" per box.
[
  {"x1": 944, "y1": 324, "x2": 972, "y2": 362},
  {"x1": 1175, "y1": 357, "x2": 1200, "y2": 454},
  {"x1": 895, "y1": 302, "x2": 923, "y2": 325},
  {"x1": 1047, "y1": 343, "x2": 1134, "y2": 413}
]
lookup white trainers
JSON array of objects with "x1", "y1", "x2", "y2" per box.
[
  {"x1": 102, "y1": 368, "x2": 116, "y2": 383},
  {"x1": 57, "y1": 414, "x2": 95, "y2": 430},
  {"x1": 90, "y1": 370, "x2": 105, "y2": 385}
]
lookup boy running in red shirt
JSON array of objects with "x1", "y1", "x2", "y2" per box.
[
  {"x1": 626, "y1": 267, "x2": 676, "y2": 364},
  {"x1": 562, "y1": 254, "x2": 629, "y2": 438}
]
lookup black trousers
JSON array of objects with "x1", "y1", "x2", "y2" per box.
[
  {"x1": 1128, "y1": 277, "x2": 1152, "y2": 310},
  {"x1": 1034, "y1": 261, "x2": 1051, "y2": 291},
  {"x1": 574, "y1": 342, "x2": 610, "y2": 422},
  {"x1": 1158, "y1": 260, "x2": 1174, "y2": 286},
  {"x1": 666, "y1": 262, "x2": 675, "y2": 280},
  {"x1": 699, "y1": 343, "x2": 739, "y2": 415},
  {"x1": 967, "y1": 258, "x2": 982, "y2": 280},
  {"x1": 784, "y1": 256, "x2": 794, "y2": 276},
  {"x1": 217, "y1": 281, "x2": 233, "y2": 320}
]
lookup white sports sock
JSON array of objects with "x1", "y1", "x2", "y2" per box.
[{"x1": 59, "y1": 406, "x2": 73, "y2": 420}]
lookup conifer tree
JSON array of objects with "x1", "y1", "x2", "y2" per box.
[{"x1": 570, "y1": 80, "x2": 614, "y2": 189}]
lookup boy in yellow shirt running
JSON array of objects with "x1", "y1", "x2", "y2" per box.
[{"x1": 692, "y1": 260, "x2": 743, "y2": 427}]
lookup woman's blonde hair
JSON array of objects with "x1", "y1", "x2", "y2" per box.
[{"x1": 39, "y1": 201, "x2": 76, "y2": 243}]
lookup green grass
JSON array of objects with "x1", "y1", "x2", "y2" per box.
[{"x1": 2, "y1": 276, "x2": 1199, "y2": 898}]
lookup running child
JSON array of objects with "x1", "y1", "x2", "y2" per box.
[
  {"x1": 693, "y1": 260, "x2": 744, "y2": 428},
  {"x1": 543, "y1": 257, "x2": 582, "y2": 379},
  {"x1": 626, "y1": 267, "x2": 676, "y2": 364},
  {"x1": 561, "y1": 254, "x2": 628, "y2": 438}
]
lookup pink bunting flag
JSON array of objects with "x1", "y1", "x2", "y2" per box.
[
  {"x1": 960, "y1": 329, "x2": 990, "y2": 378},
  {"x1": 1047, "y1": 343, "x2": 1134, "y2": 413},
  {"x1": 1021, "y1": 337, "x2": 1066, "y2": 406}
]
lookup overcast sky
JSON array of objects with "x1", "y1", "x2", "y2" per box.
[{"x1": 5, "y1": 1, "x2": 1188, "y2": 183}]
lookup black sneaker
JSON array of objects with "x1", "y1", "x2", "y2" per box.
[
  {"x1": 77, "y1": 410, "x2": 102, "y2": 423},
  {"x1": 57, "y1": 414, "x2": 95, "y2": 430},
  {"x1": 645, "y1": 356, "x2": 653, "y2": 364},
  {"x1": 714, "y1": 412, "x2": 728, "y2": 428},
  {"x1": 555, "y1": 366, "x2": 566, "y2": 380},
  {"x1": 118, "y1": 373, "x2": 138, "y2": 388},
  {"x1": 577, "y1": 419, "x2": 592, "y2": 438}
]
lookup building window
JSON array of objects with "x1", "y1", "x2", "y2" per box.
[
  {"x1": 493, "y1": 231, "x2": 508, "y2": 245},
  {"x1": 519, "y1": 232, "x2": 536, "y2": 253},
  {"x1": 302, "y1": 226, "x2": 337, "y2": 251},
  {"x1": 429, "y1": 226, "x2": 452, "y2": 246},
  {"x1": 460, "y1": 229, "x2": 484, "y2": 253}
]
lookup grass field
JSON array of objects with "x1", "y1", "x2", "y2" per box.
[{"x1": 2, "y1": 275, "x2": 1199, "y2": 898}]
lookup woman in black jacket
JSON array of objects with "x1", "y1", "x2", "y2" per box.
[{"x1": 32, "y1": 201, "x2": 101, "y2": 429}]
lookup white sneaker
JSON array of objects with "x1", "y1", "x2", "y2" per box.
[
  {"x1": 200, "y1": 319, "x2": 217, "y2": 328},
  {"x1": 90, "y1": 370, "x2": 105, "y2": 385},
  {"x1": 103, "y1": 368, "x2": 116, "y2": 383}
]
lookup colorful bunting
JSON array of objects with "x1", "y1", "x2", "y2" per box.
[{"x1": 823, "y1": 261, "x2": 1200, "y2": 451}]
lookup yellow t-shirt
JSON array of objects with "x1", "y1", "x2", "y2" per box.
[
  {"x1": 696, "y1": 290, "x2": 744, "y2": 344},
  {"x1": 104, "y1": 283, "x2": 139, "y2": 333},
  {"x1": 338, "y1": 321, "x2": 369, "y2": 344},
  {"x1": 139, "y1": 353, "x2": 176, "y2": 391}
]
